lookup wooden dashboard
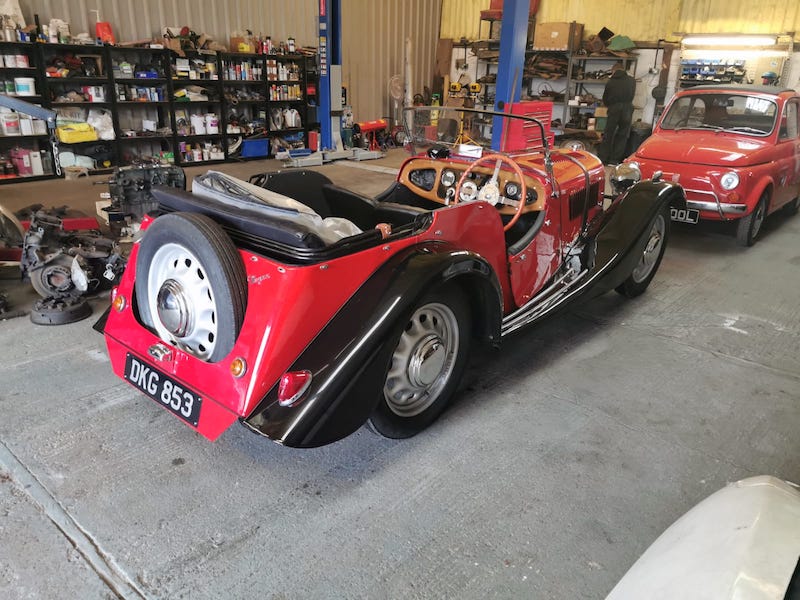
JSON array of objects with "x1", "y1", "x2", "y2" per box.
[{"x1": 397, "y1": 157, "x2": 547, "y2": 214}]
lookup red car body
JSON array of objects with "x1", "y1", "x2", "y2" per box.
[
  {"x1": 627, "y1": 85, "x2": 800, "y2": 245},
  {"x1": 98, "y1": 107, "x2": 684, "y2": 447}
]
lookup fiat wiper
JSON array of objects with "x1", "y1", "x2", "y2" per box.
[
  {"x1": 674, "y1": 123, "x2": 723, "y2": 132},
  {"x1": 722, "y1": 126, "x2": 768, "y2": 135}
]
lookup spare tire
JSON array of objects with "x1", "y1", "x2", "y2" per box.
[{"x1": 135, "y1": 212, "x2": 247, "y2": 363}]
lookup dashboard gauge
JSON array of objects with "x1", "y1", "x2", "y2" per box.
[
  {"x1": 441, "y1": 169, "x2": 457, "y2": 187},
  {"x1": 459, "y1": 180, "x2": 478, "y2": 202},
  {"x1": 504, "y1": 181, "x2": 520, "y2": 199}
]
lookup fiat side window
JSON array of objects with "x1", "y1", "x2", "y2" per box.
[{"x1": 779, "y1": 100, "x2": 799, "y2": 140}]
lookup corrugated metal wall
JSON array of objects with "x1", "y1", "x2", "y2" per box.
[
  {"x1": 20, "y1": 0, "x2": 318, "y2": 47},
  {"x1": 440, "y1": 0, "x2": 800, "y2": 42},
  {"x1": 440, "y1": 0, "x2": 486, "y2": 41},
  {"x1": 536, "y1": 0, "x2": 681, "y2": 41},
  {"x1": 677, "y1": 0, "x2": 800, "y2": 35},
  {"x1": 341, "y1": 0, "x2": 442, "y2": 121}
]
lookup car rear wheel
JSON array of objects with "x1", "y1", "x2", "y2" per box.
[
  {"x1": 368, "y1": 286, "x2": 472, "y2": 439},
  {"x1": 616, "y1": 205, "x2": 669, "y2": 298},
  {"x1": 736, "y1": 193, "x2": 767, "y2": 247},
  {"x1": 784, "y1": 197, "x2": 799, "y2": 216},
  {"x1": 135, "y1": 212, "x2": 247, "y2": 363}
]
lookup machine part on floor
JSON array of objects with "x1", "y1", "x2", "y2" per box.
[
  {"x1": 21, "y1": 209, "x2": 125, "y2": 300},
  {"x1": 0, "y1": 204, "x2": 25, "y2": 249},
  {"x1": 30, "y1": 295, "x2": 93, "y2": 325},
  {"x1": 99, "y1": 164, "x2": 186, "y2": 237},
  {"x1": 280, "y1": 151, "x2": 325, "y2": 168},
  {"x1": 349, "y1": 120, "x2": 387, "y2": 161}
]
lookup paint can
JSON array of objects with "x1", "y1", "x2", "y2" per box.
[
  {"x1": 13, "y1": 77, "x2": 36, "y2": 96},
  {"x1": 190, "y1": 114, "x2": 206, "y2": 135},
  {"x1": 205, "y1": 113, "x2": 219, "y2": 134},
  {"x1": 1, "y1": 111, "x2": 21, "y2": 135}
]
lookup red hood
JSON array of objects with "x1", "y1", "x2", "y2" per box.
[{"x1": 635, "y1": 131, "x2": 774, "y2": 167}]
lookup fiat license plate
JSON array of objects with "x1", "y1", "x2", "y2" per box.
[
  {"x1": 671, "y1": 207, "x2": 700, "y2": 224},
  {"x1": 124, "y1": 354, "x2": 202, "y2": 426}
]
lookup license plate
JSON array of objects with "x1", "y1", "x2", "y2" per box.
[
  {"x1": 124, "y1": 354, "x2": 202, "y2": 427},
  {"x1": 670, "y1": 207, "x2": 700, "y2": 224}
]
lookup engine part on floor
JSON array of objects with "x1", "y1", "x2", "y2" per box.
[
  {"x1": 99, "y1": 163, "x2": 186, "y2": 237},
  {"x1": 0, "y1": 204, "x2": 24, "y2": 250},
  {"x1": 21, "y1": 209, "x2": 125, "y2": 300},
  {"x1": 30, "y1": 295, "x2": 92, "y2": 325}
]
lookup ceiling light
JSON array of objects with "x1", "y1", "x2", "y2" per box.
[{"x1": 682, "y1": 35, "x2": 777, "y2": 47}]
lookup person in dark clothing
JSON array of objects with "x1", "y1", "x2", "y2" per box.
[{"x1": 597, "y1": 62, "x2": 636, "y2": 165}]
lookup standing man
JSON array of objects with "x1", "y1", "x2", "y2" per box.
[{"x1": 597, "y1": 62, "x2": 636, "y2": 165}]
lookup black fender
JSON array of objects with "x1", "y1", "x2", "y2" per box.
[
  {"x1": 242, "y1": 242, "x2": 503, "y2": 448},
  {"x1": 584, "y1": 179, "x2": 685, "y2": 298}
]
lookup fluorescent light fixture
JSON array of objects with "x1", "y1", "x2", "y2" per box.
[{"x1": 682, "y1": 35, "x2": 777, "y2": 46}]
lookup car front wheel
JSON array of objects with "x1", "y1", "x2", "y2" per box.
[
  {"x1": 736, "y1": 193, "x2": 767, "y2": 246},
  {"x1": 368, "y1": 285, "x2": 472, "y2": 439},
  {"x1": 616, "y1": 205, "x2": 669, "y2": 298}
]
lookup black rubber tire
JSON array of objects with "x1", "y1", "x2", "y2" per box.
[
  {"x1": 616, "y1": 204, "x2": 670, "y2": 298},
  {"x1": 29, "y1": 255, "x2": 76, "y2": 298},
  {"x1": 736, "y1": 193, "x2": 768, "y2": 247},
  {"x1": 368, "y1": 285, "x2": 472, "y2": 439},
  {"x1": 784, "y1": 196, "x2": 799, "y2": 216},
  {"x1": 135, "y1": 212, "x2": 247, "y2": 363}
]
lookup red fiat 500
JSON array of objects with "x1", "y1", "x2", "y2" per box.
[{"x1": 627, "y1": 85, "x2": 800, "y2": 245}]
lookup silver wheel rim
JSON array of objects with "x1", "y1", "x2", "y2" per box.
[
  {"x1": 751, "y1": 200, "x2": 765, "y2": 239},
  {"x1": 147, "y1": 243, "x2": 218, "y2": 360},
  {"x1": 631, "y1": 214, "x2": 665, "y2": 283},
  {"x1": 384, "y1": 302, "x2": 459, "y2": 417}
]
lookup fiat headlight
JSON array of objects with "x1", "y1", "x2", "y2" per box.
[{"x1": 720, "y1": 172, "x2": 739, "y2": 190}]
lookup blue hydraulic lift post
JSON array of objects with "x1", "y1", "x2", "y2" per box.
[
  {"x1": 491, "y1": 0, "x2": 531, "y2": 150},
  {"x1": 319, "y1": 0, "x2": 342, "y2": 150}
]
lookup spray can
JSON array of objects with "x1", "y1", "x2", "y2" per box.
[{"x1": 430, "y1": 93, "x2": 440, "y2": 126}]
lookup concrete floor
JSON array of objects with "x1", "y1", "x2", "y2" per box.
[{"x1": 0, "y1": 152, "x2": 799, "y2": 599}]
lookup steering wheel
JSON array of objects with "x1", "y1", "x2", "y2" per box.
[{"x1": 454, "y1": 153, "x2": 528, "y2": 232}]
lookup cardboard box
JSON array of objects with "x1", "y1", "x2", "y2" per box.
[
  {"x1": 594, "y1": 106, "x2": 608, "y2": 117},
  {"x1": 533, "y1": 22, "x2": 583, "y2": 51}
]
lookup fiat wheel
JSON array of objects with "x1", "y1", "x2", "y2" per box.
[
  {"x1": 135, "y1": 212, "x2": 247, "y2": 363},
  {"x1": 736, "y1": 193, "x2": 767, "y2": 247},
  {"x1": 368, "y1": 286, "x2": 472, "y2": 439},
  {"x1": 616, "y1": 205, "x2": 670, "y2": 298}
]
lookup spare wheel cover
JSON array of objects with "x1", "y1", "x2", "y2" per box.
[{"x1": 135, "y1": 212, "x2": 247, "y2": 363}]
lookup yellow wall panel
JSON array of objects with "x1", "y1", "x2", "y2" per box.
[
  {"x1": 441, "y1": 0, "x2": 800, "y2": 41},
  {"x1": 677, "y1": 0, "x2": 800, "y2": 36},
  {"x1": 538, "y1": 0, "x2": 681, "y2": 41},
  {"x1": 441, "y1": 0, "x2": 487, "y2": 40}
]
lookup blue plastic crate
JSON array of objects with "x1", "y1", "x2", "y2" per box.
[{"x1": 241, "y1": 139, "x2": 269, "y2": 157}]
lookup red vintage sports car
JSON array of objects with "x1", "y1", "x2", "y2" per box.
[
  {"x1": 97, "y1": 106, "x2": 685, "y2": 447},
  {"x1": 626, "y1": 85, "x2": 800, "y2": 246}
]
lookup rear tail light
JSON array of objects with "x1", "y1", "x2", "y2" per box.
[
  {"x1": 277, "y1": 370, "x2": 312, "y2": 407},
  {"x1": 111, "y1": 287, "x2": 126, "y2": 312}
]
